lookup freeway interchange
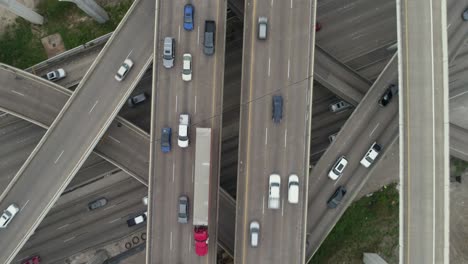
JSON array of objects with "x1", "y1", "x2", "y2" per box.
[{"x1": 0, "y1": 0, "x2": 465, "y2": 263}]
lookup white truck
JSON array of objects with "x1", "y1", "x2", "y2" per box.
[
  {"x1": 43, "y1": 69, "x2": 66, "y2": 82},
  {"x1": 193, "y1": 128, "x2": 211, "y2": 256},
  {"x1": 268, "y1": 174, "x2": 281, "y2": 209},
  {"x1": 178, "y1": 114, "x2": 190, "y2": 148}
]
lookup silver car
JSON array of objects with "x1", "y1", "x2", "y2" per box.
[
  {"x1": 178, "y1": 195, "x2": 189, "y2": 224},
  {"x1": 163, "y1": 37, "x2": 175, "y2": 69}
]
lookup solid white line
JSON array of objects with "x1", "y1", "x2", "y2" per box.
[
  {"x1": 21, "y1": 200, "x2": 30, "y2": 211},
  {"x1": 449, "y1": 89, "x2": 468, "y2": 100},
  {"x1": 262, "y1": 196, "x2": 265, "y2": 215},
  {"x1": 103, "y1": 204, "x2": 116, "y2": 211},
  {"x1": 63, "y1": 236, "x2": 75, "y2": 243},
  {"x1": 369, "y1": 123, "x2": 380, "y2": 137},
  {"x1": 265, "y1": 127, "x2": 268, "y2": 145},
  {"x1": 284, "y1": 129, "x2": 288, "y2": 147},
  {"x1": 54, "y1": 150, "x2": 64, "y2": 164},
  {"x1": 172, "y1": 163, "x2": 175, "y2": 182},
  {"x1": 89, "y1": 100, "x2": 98, "y2": 114},
  {"x1": 57, "y1": 223, "x2": 70, "y2": 230},
  {"x1": 0, "y1": 112, "x2": 7, "y2": 117},
  {"x1": 175, "y1": 96, "x2": 178, "y2": 112},
  {"x1": 287, "y1": 59, "x2": 291, "y2": 79},
  {"x1": 108, "y1": 136, "x2": 121, "y2": 144},
  {"x1": 170, "y1": 232, "x2": 173, "y2": 251},
  {"x1": 194, "y1": 96, "x2": 197, "y2": 113},
  {"x1": 268, "y1": 57, "x2": 271, "y2": 77},
  {"x1": 11, "y1": 90, "x2": 24, "y2": 96},
  {"x1": 197, "y1": 27, "x2": 200, "y2": 45}
]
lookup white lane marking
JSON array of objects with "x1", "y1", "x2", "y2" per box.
[
  {"x1": 284, "y1": 129, "x2": 288, "y2": 148},
  {"x1": 262, "y1": 196, "x2": 265, "y2": 215},
  {"x1": 334, "y1": 176, "x2": 342, "y2": 186},
  {"x1": 89, "y1": 100, "x2": 98, "y2": 114},
  {"x1": 197, "y1": 27, "x2": 200, "y2": 45},
  {"x1": 126, "y1": 50, "x2": 133, "y2": 59},
  {"x1": 21, "y1": 200, "x2": 30, "y2": 211},
  {"x1": 108, "y1": 217, "x2": 121, "y2": 224},
  {"x1": 290, "y1": 0, "x2": 293, "y2": 8},
  {"x1": 63, "y1": 236, "x2": 75, "y2": 243},
  {"x1": 287, "y1": 59, "x2": 291, "y2": 79},
  {"x1": 103, "y1": 204, "x2": 116, "y2": 211},
  {"x1": 108, "y1": 136, "x2": 121, "y2": 144},
  {"x1": 449, "y1": 89, "x2": 468, "y2": 100},
  {"x1": 57, "y1": 223, "x2": 70, "y2": 230},
  {"x1": 54, "y1": 150, "x2": 65, "y2": 164},
  {"x1": 172, "y1": 163, "x2": 175, "y2": 182},
  {"x1": 194, "y1": 96, "x2": 197, "y2": 113},
  {"x1": 170, "y1": 231, "x2": 173, "y2": 251},
  {"x1": 265, "y1": 127, "x2": 268, "y2": 145},
  {"x1": 281, "y1": 199, "x2": 284, "y2": 216},
  {"x1": 188, "y1": 234, "x2": 192, "y2": 252},
  {"x1": 268, "y1": 57, "x2": 271, "y2": 77},
  {"x1": 11, "y1": 90, "x2": 24, "y2": 96},
  {"x1": 175, "y1": 96, "x2": 178, "y2": 112},
  {"x1": 271, "y1": 0, "x2": 274, "y2": 6},
  {"x1": 0, "y1": 112, "x2": 7, "y2": 117},
  {"x1": 178, "y1": 26, "x2": 181, "y2": 41},
  {"x1": 369, "y1": 123, "x2": 380, "y2": 137}
]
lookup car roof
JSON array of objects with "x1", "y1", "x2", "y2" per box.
[
  {"x1": 269, "y1": 174, "x2": 281, "y2": 182},
  {"x1": 289, "y1": 174, "x2": 299, "y2": 182}
]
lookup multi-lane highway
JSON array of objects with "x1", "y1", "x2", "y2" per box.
[
  {"x1": 234, "y1": 0, "x2": 315, "y2": 263},
  {"x1": 0, "y1": 0, "x2": 154, "y2": 260},
  {"x1": 398, "y1": 0, "x2": 450, "y2": 262},
  {"x1": 146, "y1": 0, "x2": 226, "y2": 262}
]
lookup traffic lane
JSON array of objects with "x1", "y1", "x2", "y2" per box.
[{"x1": 306, "y1": 112, "x2": 398, "y2": 250}]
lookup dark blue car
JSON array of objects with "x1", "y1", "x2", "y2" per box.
[
  {"x1": 272, "y1": 95, "x2": 283, "y2": 123},
  {"x1": 184, "y1": 4, "x2": 194, "y2": 31},
  {"x1": 161, "y1": 127, "x2": 172, "y2": 153}
]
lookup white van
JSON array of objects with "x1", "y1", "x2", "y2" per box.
[{"x1": 288, "y1": 174, "x2": 299, "y2": 204}]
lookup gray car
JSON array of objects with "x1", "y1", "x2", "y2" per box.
[
  {"x1": 88, "y1": 197, "x2": 108, "y2": 210},
  {"x1": 178, "y1": 195, "x2": 189, "y2": 224},
  {"x1": 163, "y1": 37, "x2": 175, "y2": 68},
  {"x1": 203, "y1": 20, "x2": 215, "y2": 55},
  {"x1": 327, "y1": 186, "x2": 347, "y2": 208}
]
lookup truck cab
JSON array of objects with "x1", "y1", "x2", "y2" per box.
[{"x1": 194, "y1": 227, "x2": 209, "y2": 256}]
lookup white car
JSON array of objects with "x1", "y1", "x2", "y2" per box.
[
  {"x1": 182, "y1": 53, "x2": 192, "y2": 81},
  {"x1": 249, "y1": 221, "x2": 260, "y2": 247},
  {"x1": 178, "y1": 114, "x2": 190, "y2": 148},
  {"x1": 360, "y1": 142, "x2": 382, "y2": 168},
  {"x1": 0, "y1": 204, "x2": 20, "y2": 228},
  {"x1": 45, "y1": 68, "x2": 66, "y2": 82},
  {"x1": 328, "y1": 156, "x2": 348, "y2": 180},
  {"x1": 268, "y1": 174, "x2": 281, "y2": 209},
  {"x1": 288, "y1": 174, "x2": 299, "y2": 204},
  {"x1": 115, "y1": 59, "x2": 134, "y2": 82}
]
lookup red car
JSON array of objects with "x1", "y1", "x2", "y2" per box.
[
  {"x1": 315, "y1": 22, "x2": 322, "y2": 32},
  {"x1": 22, "y1": 256, "x2": 40, "y2": 264}
]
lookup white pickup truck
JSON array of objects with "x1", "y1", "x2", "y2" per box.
[
  {"x1": 178, "y1": 114, "x2": 190, "y2": 148},
  {"x1": 43, "y1": 69, "x2": 66, "y2": 82},
  {"x1": 268, "y1": 174, "x2": 281, "y2": 209}
]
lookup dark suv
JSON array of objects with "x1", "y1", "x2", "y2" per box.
[
  {"x1": 272, "y1": 95, "x2": 283, "y2": 123},
  {"x1": 327, "y1": 186, "x2": 347, "y2": 208},
  {"x1": 204, "y1": 20, "x2": 216, "y2": 55},
  {"x1": 378, "y1": 84, "x2": 398, "y2": 107}
]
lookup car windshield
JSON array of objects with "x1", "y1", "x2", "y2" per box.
[{"x1": 162, "y1": 133, "x2": 170, "y2": 146}]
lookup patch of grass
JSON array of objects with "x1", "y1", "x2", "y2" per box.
[
  {"x1": 0, "y1": 19, "x2": 47, "y2": 69},
  {"x1": 310, "y1": 184, "x2": 399, "y2": 264},
  {"x1": 0, "y1": 0, "x2": 132, "y2": 68}
]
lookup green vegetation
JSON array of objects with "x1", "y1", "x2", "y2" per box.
[
  {"x1": 0, "y1": 0, "x2": 132, "y2": 69},
  {"x1": 451, "y1": 157, "x2": 468, "y2": 176},
  {"x1": 310, "y1": 184, "x2": 399, "y2": 264}
]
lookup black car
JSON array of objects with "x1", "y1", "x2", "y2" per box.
[
  {"x1": 203, "y1": 20, "x2": 216, "y2": 55},
  {"x1": 463, "y1": 8, "x2": 468, "y2": 21},
  {"x1": 272, "y1": 95, "x2": 283, "y2": 123},
  {"x1": 378, "y1": 84, "x2": 398, "y2": 107},
  {"x1": 327, "y1": 186, "x2": 347, "y2": 209}
]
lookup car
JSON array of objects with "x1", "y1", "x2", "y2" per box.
[
  {"x1": 315, "y1": 22, "x2": 322, "y2": 32},
  {"x1": 44, "y1": 69, "x2": 66, "y2": 82},
  {"x1": 127, "y1": 92, "x2": 148, "y2": 107},
  {"x1": 272, "y1": 95, "x2": 283, "y2": 123},
  {"x1": 378, "y1": 84, "x2": 398, "y2": 107},
  {"x1": 268, "y1": 174, "x2": 281, "y2": 209},
  {"x1": 178, "y1": 114, "x2": 190, "y2": 148},
  {"x1": 22, "y1": 255, "x2": 41, "y2": 264},
  {"x1": 163, "y1": 37, "x2": 175, "y2": 69},
  {"x1": 178, "y1": 195, "x2": 189, "y2": 224},
  {"x1": 258, "y1": 16, "x2": 268, "y2": 40},
  {"x1": 329, "y1": 100, "x2": 351, "y2": 112},
  {"x1": 126, "y1": 212, "x2": 147, "y2": 227},
  {"x1": 88, "y1": 197, "x2": 107, "y2": 210},
  {"x1": 328, "y1": 156, "x2": 348, "y2": 180},
  {"x1": 360, "y1": 142, "x2": 382, "y2": 168},
  {"x1": 182, "y1": 53, "x2": 192, "y2": 81},
  {"x1": 288, "y1": 174, "x2": 299, "y2": 204},
  {"x1": 327, "y1": 186, "x2": 347, "y2": 208},
  {"x1": 249, "y1": 221, "x2": 260, "y2": 247},
  {"x1": 183, "y1": 4, "x2": 194, "y2": 31},
  {"x1": 462, "y1": 8, "x2": 468, "y2": 21},
  {"x1": 0, "y1": 203, "x2": 20, "y2": 228},
  {"x1": 114, "y1": 59, "x2": 134, "y2": 82},
  {"x1": 204, "y1": 20, "x2": 216, "y2": 55},
  {"x1": 328, "y1": 133, "x2": 338, "y2": 143},
  {"x1": 161, "y1": 127, "x2": 172, "y2": 153}
]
